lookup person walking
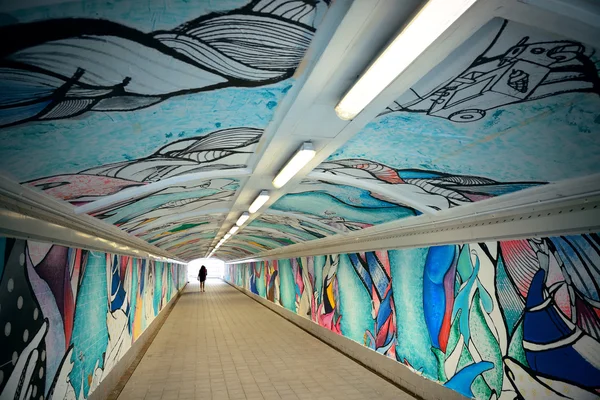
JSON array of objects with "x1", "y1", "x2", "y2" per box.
[{"x1": 198, "y1": 265, "x2": 207, "y2": 292}]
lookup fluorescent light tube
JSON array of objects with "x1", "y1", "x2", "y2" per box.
[
  {"x1": 229, "y1": 226, "x2": 239, "y2": 235},
  {"x1": 334, "y1": 0, "x2": 478, "y2": 120},
  {"x1": 236, "y1": 212, "x2": 250, "y2": 226},
  {"x1": 272, "y1": 142, "x2": 316, "y2": 188},
  {"x1": 248, "y1": 190, "x2": 270, "y2": 213},
  {"x1": 224, "y1": 233, "x2": 231, "y2": 240}
]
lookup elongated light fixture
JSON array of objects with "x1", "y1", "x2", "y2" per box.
[
  {"x1": 248, "y1": 190, "x2": 270, "y2": 213},
  {"x1": 272, "y1": 142, "x2": 316, "y2": 188},
  {"x1": 334, "y1": 0, "x2": 478, "y2": 120},
  {"x1": 236, "y1": 212, "x2": 250, "y2": 226},
  {"x1": 224, "y1": 233, "x2": 231, "y2": 240},
  {"x1": 229, "y1": 226, "x2": 239, "y2": 235}
]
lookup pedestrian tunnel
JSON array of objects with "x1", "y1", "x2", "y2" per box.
[{"x1": 1, "y1": 0, "x2": 600, "y2": 399}]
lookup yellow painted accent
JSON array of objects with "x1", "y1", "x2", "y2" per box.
[
  {"x1": 326, "y1": 282, "x2": 336, "y2": 309},
  {"x1": 132, "y1": 291, "x2": 143, "y2": 340}
]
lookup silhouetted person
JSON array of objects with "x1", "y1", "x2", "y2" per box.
[{"x1": 198, "y1": 265, "x2": 207, "y2": 292}]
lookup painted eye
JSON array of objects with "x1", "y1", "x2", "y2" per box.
[{"x1": 531, "y1": 47, "x2": 545, "y2": 54}]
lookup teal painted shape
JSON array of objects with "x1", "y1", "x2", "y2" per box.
[
  {"x1": 69, "y1": 251, "x2": 109, "y2": 398},
  {"x1": 273, "y1": 191, "x2": 416, "y2": 225},
  {"x1": 444, "y1": 361, "x2": 494, "y2": 398},
  {"x1": 102, "y1": 187, "x2": 231, "y2": 226},
  {"x1": 153, "y1": 262, "x2": 163, "y2": 314},
  {"x1": 337, "y1": 254, "x2": 371, "y2": 344},
  {"x1": 128, "y1": 259, "x2": 138, "y2": 333},
  {"x1": 389, "y1": 248, "x2": 439, "y2": 380},
  {"x1": 278, "y1": 259, "x2": 295, "y2": 312},
  {"x1": 166, "y1": 265, "x2": 173, "y2": 302}
]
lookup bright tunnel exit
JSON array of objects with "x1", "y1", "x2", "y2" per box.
[{"x1": 188, "y1": 258, "x2": 225, "y2": 280}]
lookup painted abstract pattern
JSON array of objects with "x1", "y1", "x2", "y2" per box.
[
  {"x1": 271, "y1": 179, "x2": 420, "y2": 232},
  {"x1": 0, "y1": 0, "x2": 330, "y2": 200},
  {"x1": 219, "y1": 212, "x2": 338, "y2": 259},
  {"x1": 328, "y1": 18, "x2": 600, "y2": 188},
  {"x1": 135, "y1": 213, "x2": 221, "y2": 239},
  {"x1": 0, "y1": 237, "x2": 187, "y2": 400},
  {"x1": 23, "y1": 128, "x2": 260, "y2": 207},
  {"x1": 225, "y1": 233, "x2": 600, "y2": 400},
  {"x1": 87, "y1": 178, "x2": 239, "y2": 232},
  {"x1": 314, "y1": 160, "x2": 543, "y2": 212}
]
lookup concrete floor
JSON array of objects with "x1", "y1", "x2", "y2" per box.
[{"x1": 118, "y1": 279, "x2": 416, "y2": 400}]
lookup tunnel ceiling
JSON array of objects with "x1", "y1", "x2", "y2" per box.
[{"x1": 1, "y1": 1, "x2": 599, "y2": 262}]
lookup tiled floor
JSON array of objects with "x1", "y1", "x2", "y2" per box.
[{"x1": 118, "y1": 279, "x2": 416, "y2": 400}]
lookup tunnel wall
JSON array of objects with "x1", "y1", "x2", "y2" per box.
[
  {"x1": 225, "y1": 233, "x2": 600, "y2": 400},
  {"x1": 0, "y1": 236, "x2": 187, "y2": 400}
]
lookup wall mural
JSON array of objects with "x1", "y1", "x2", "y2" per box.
[
  {"x1": 0, "y1": 237, "x2": 187, "y2": 400},
  {"x1": 225, "y1": 233, "x2": 600, "y2": 400},
  {"x1": 271, "y1": 179, "x2": 420, "y2": 232},
  {"x1": 328, "y1": 18, "x2": 600, "y2": 186}
]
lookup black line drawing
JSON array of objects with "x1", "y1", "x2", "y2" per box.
[
  {"x1": 316, "y1": 159, "x2": 544, "y2": 211},
  {"x1": 89, "y1": 178, "x2": 238, "y2": 233},
  {"x1": 81, "y1": 127, "x2": 261, "y2": 182},
  {"x1": 382, "y1": 19, "x2": 600, "y2": 123},
  {"x1": 25, "y1": 127, "x2": 261, "y2": 205},
  {"x1": 0, "y1": 0, "x2": 327, "y2": 128}
]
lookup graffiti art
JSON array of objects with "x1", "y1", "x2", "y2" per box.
[
  {"x1": 225, "y1": 232, "x2": 600, "y2": 400},
  {"x1": 0, "y1": 0, "x2": 328, "y2": 128},
  {"x1": 315, "y1": 159, "x2": 544, "y2": 211},
  {"x1": 383, "y1": 19, "x2": 600, "y2": 123},
  {"x1": 0, "y1": 237, "x2": 187, "y2": 400}
]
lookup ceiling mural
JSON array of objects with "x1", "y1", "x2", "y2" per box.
[
  {"x1": 135, "y1": 215, "x2": 224, "y2": 244},
  {"x1": 148, "y1": 227, "x2": 220, "y2": 250},
  {"x1": 0, "y1": 0, "x2": 327, "y2": 128},
  {"x1": 271, "y1": 179, "x2": 420, "y2": 232},
  {"x1": 22, "y1": 126, "x2": 260, "y2": 206},
  {"x1": 87, "y1": 178, "x2": 239, "y2": 231},
  {"x1": 327, "y1": 18, "x2": 600, "y2": 188},
  {"x1": 0, "y1": 0, "x2": 329, "y2": 186},
  {"x1": 228, "y1": 234, "x2": 290, "y2": 252},
  {"x1": 312, "y1": 160, "x2": 543, "y2": 212},
  {"x1": 0, "y1": 0, "x2": 333, "y2": 261},
  {"x1": 2, "y1": 2, "x2": 597, "y2": 264},
  {"x1": 244, "y1": 213, "x2": 337, "y2": 244},
  {"x1": 161, "y1": 231, "x2": 216, "y2": 257}
]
